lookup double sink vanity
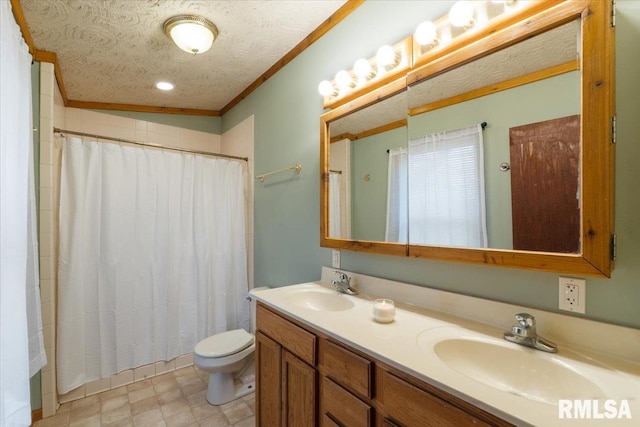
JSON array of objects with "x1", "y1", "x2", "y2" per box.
[{"x1": 250, "y1": 268, "x2": 640, "y2": 426}]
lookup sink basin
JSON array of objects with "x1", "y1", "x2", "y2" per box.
[
  {"x1": 285, "y1": 288, "x2": 354, "y2": 312},
  {"x1": 433, "y1": 337, "x2": 604, "y2": 404},
  {"x1": 414, "y1": 326, "x2": 628, "y2": 405}
]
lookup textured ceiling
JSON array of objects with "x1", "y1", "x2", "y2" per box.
[
  {"x1": 20, "y1": 0, "x2": 346, "y2": 111},
  {"x1": 331, "y1": 19, "x2": 579, "y2": 137}
]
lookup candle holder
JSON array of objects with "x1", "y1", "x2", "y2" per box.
[{"x1": 373, "y1": 298, "x2": 395, "y2": 323}]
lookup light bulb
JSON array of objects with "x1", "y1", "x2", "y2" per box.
[
  {"x1": 318, "y1": 80, "x2": 336, "y2": 97},
  {"x1": 354, "y1": 58, "x2": 375, "y2": 80},
  {"x1": 414, "y1": 21, "x2": 439, "y2": 47},
  {"x1": 376, "y1": 45, "x2": 398, "y2": 68},
  {"x1": 335, "y1": 70, "x2": 355, "y2": 91},
  {"x1": 449, "y1": 1, "x2": 475, "y2": 28}
]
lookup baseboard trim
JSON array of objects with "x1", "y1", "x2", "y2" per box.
[{"x1": 31, "y1": 408, "x2": 43, "y2": 425}]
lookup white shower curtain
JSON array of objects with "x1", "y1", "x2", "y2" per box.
[
  {"x1": 328, "y1": 173, "x2": 341, "y2": 238},
  {"x1": 1, "y1": 0, "x2": 46, "y2": 424},
  {"x1": 385, "y1": 147, "x2": 408, "y2": 243},
  {"x1": 57, "y1": 137, "x2": 249, "y2": 394}
]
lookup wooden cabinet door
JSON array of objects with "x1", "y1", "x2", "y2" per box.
[
  {"x1": 256, "y1": 331, "x2": 282, "y2": 427},
  {"x1": 282, "y1": 349, "x2": 317, "y2": 427}
]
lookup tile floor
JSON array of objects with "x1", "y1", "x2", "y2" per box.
[{"x1": 34, "y1": 366, "x2": 255, "y2": 427}]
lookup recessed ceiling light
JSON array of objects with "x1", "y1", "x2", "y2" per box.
[{"x1": 156, "y1": 81, "x2": 174, "y2": 91}]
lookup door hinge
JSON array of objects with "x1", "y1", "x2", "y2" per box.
[
  {"x1": 611, "y1": 116, "x2": 617, "y2": 144},
  {"x1": 611, "y1": 0, "x2": 616, "y2": 27},
  {"x1": 611, "y1": 234, "x2": 617, "y2": 261}
]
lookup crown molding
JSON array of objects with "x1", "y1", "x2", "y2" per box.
[{"x1": 65, "y1": 100, "x2": 220, "y2": 117}]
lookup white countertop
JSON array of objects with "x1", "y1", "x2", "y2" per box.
[{"x1": 250, "y1": 280, "x2": 640, "y2": 427}]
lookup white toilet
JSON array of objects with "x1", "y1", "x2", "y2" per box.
[{"x1": 193, "y1": 291, "x2": 262, "y2": 405}]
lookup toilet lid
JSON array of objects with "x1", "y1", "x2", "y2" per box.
[{"x1": 195, "y1": 329, "x2": 254, "y2": 358}]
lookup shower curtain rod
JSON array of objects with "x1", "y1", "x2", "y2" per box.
[{"x1": 53, "y1": 127, "x2": 249, "y2": 162}]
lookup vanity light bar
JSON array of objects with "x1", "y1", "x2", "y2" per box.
[
  {"x1": 319, "y1": 0, "x2": 524, "y2": 109},
  {"x1": 413, "y1": 0, "x2": 526, "y2": 67},
  {"x1": 319, "y1": 37, "x2": 412, "y2": 109},
  {"x1": 413, "y1": 0, "x2": 526, "y2": 58}
]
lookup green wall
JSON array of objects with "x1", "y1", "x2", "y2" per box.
[
  {"x1": 90, "y1": 109, "x2": 222, "y2": 134},
  {"x1": 223, "y1": 1, "x2": 640, "y2": 329},
  {"x1": 351, "y1": 128, "x2": 406, "y2": 241}
]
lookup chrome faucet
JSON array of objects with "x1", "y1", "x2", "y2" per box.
[
  {"x1": 504, "y1": 313, "x2": 557, "y2": 353},
  {"x1": 330, "y1": 270, "x2": 359, "y2": 295}
]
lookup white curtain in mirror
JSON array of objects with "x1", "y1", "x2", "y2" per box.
[
  {"x1": 408, "y1": 124, "x2": 487, "y2": 247},
  {"x1": 385, "y1": 147, "x2": 408, "y2": 243},
  {"x1": 329, "y1": 138, "x2": 351, "y2": 239},
  {"x1": 57, "y1": 137, "x2": 249, "y2": 394},
  {"x1": 329, "y1": 173, "x2": 341, "y2": 238}
]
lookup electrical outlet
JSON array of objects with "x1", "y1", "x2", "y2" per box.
[
  {"x1": 558, "y1": 277, "x2": 586, "y2": 313},
  {"x1": 332, "y1": 250, "x2": 340, "y2": 268}
]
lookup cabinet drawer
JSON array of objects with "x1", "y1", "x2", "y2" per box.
[
  {"x1": 256, "y1": 303, "x2": 316, "y2": 365},
  {"x1": 320, "y1": 338, "x2": 373, "y2": 398},
  {"x1": 321, "y1": 376, "x2": 372, "y2": 427},
  {"x1": 377, "y1": 369, "x2": 491, "y2": 427}
]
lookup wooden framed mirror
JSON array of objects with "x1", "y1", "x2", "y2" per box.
[{"x1": 320, "y1": 0, "x2": 614, "y2": 277}]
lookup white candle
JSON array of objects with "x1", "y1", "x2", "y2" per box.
[{"x1": 373, "y1": 298, "x2": 395, "y2": 323}]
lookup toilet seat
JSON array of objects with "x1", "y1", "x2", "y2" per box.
[{"x1": 194, "y1": 329, "x2": 254, "y2": 358}]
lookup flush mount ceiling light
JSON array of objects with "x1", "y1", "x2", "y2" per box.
[{"x1": 164, "y1": 15, "x2": 218, "y2": 55}]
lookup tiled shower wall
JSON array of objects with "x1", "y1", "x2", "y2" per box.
[
  {"x1": 39, "y1": 62, "x2": 58, "y2": 417},
  {"x1": 39, "y1": 65, "x2": 253, "y2": 414}
]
